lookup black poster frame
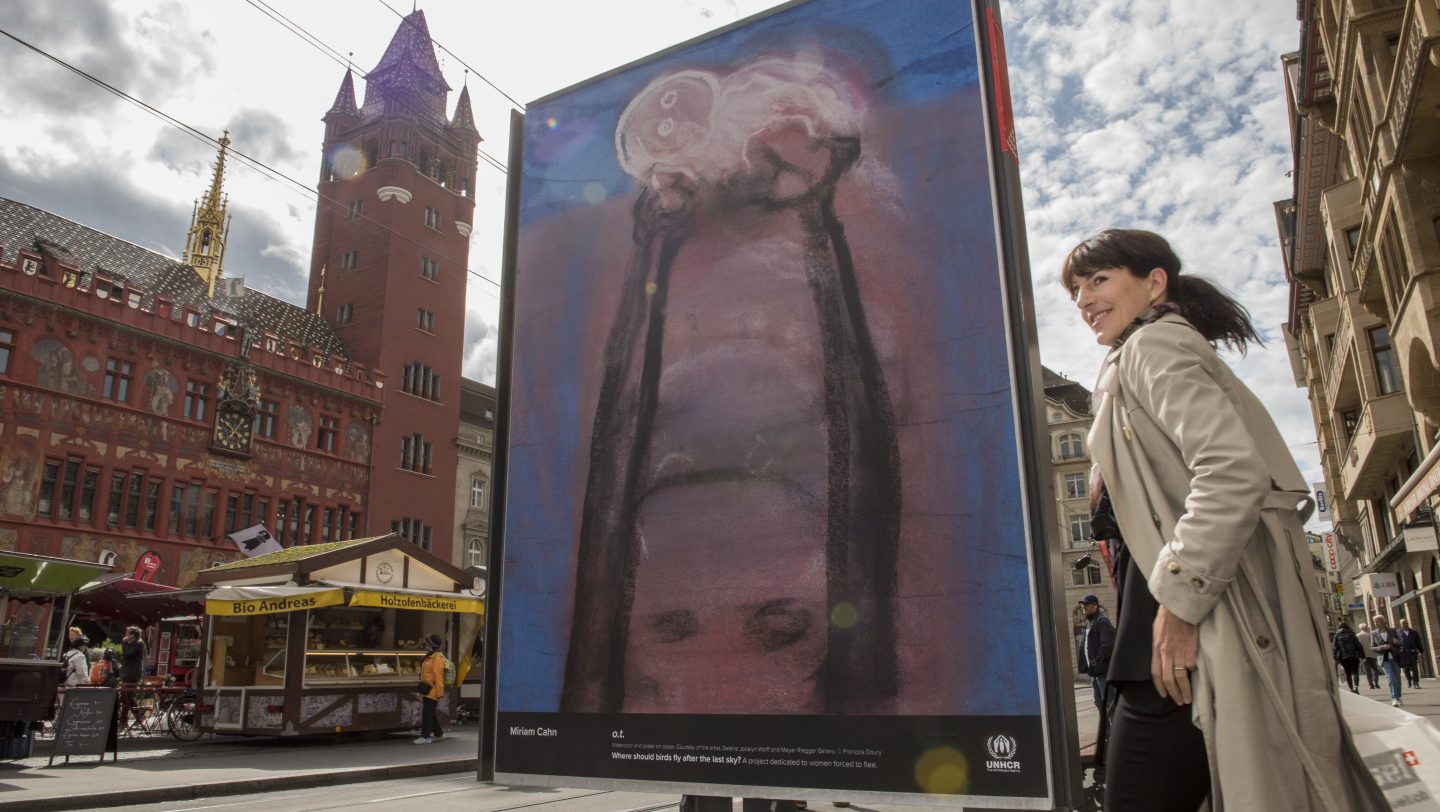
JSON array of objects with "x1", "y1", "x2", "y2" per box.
[{"x1": 484, "y1": 0, "x2": 1080, "y2": 807}]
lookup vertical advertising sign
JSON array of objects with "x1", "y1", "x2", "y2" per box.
[
  {"x1": 1321, "y1": 532, "x2": 1339, "y2": 575},
  {"x1": 495, "y1": 0, "x2": 1056, "y2": 806},
  {"x1": 1313, "y1": 481, "x2": 1330, "y2": 522}
]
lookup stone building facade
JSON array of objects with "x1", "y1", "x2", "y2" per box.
[
  {"x1": 1043, "y1": 367, "x2": 1116, "y2": 676},
  {"x1": 454, "y1": 378, "x2": 495, "y2": 573},
  {"x1": 1278, "y1": 0, "x2": 1440, "y2": 675}
]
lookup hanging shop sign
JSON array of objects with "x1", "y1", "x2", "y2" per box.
[
  {"x1": 349, "y1": 589, "x2": 484, "y2": 615},
  {"x1": 205, "y1": 586, "x2": 344, "y2": 616}
]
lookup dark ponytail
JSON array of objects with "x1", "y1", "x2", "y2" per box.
[
  {"x1": 1166, "y1": 273, "x2": 1263, "y2": 354},
  {"x1": 1061, "y1": 228, "x2": 1263, "y2": 354}
]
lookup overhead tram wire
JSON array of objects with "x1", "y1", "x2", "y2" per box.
[
  {"x1": 476, "y1": 149, "x2": 507, "y2": 174},
  {"x1": 239, "y1": 0, "x2": 510, "y2": 176},
  {"x1": 372, "y1": 0, "x2": 526, "y2": 112},
  {"x1": 0, "y1": 25, "x2": 501, "y2": 292},
  {"x1": 241, "y1": 0, "x2": 365, "y2": 76}
]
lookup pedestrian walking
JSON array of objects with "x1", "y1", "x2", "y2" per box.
[
  {"x1": 414, "y1": 634, "x2": 447, "y2": 744},
  {"x1": 1067, "y1": 229, "x2": 1384, "y2": 810},
  {"x1": 1332, "y1": 623, "x2": 1363, "y2": 693},
  {"x1": 1398, "y1": 618, "x2": 1425, "y2": 689},
  {"x1": 1372, "y1": 615, "x2": 1404, "y2": 706},
  {"x1": 1358, "y1": 623, "x2": 1381, "y2": 689},
  {"x1": 61, "y1": 636, "x2": 89, "y2": 686},
  {"x1": 1077, "y1": 594, "x2": 1116, "y2": 712}
]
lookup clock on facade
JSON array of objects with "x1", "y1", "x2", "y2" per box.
[{"x1": 212, "y1": 408, "x2": 253, "y2": 455}]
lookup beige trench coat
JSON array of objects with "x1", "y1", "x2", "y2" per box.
[{"x1": 1089, "y1": 314, "x2": 1386, "y2": 811}]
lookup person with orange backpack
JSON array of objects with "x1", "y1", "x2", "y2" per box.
[{"x1": 90, "y1": 648, "x2": 119, "y2": 687}]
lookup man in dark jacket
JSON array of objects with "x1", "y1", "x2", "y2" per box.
[
  {"x1": 1077, "y1": 594, "x2": 1115, "y2": 712},
  {"x1": 119, "y1": 626, "x2": 148, "y2": 727},
  {"x1": 1398, "y1": 618, "x2": 1426, "y2": 689},
  {"x1": 1331, "y1": 623, "x2": 1363, "y2": 692}
]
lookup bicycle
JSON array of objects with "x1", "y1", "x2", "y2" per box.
[
  {"x1": 160, "y1": 688, "x2": 204, "y2": 742},
  {"x1": 121, "y1": 685, "x2": 204, "y2": 742}
]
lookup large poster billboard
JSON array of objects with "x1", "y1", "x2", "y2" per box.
[{"x1": 494, "y1": 0, "x2": 1064, "y2": 805}]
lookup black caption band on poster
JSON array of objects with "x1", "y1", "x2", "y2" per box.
[{"x1": 496, "y1": 712, "x2": 1046, "y2": 798}]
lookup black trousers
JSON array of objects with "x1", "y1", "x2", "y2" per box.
[
  {"x1": 1104, "y1": 680, "x2": 1210, "y2": 812},
  {"x1": 1404, "y1": 662, "x2": 1421, "y2": 687},
  {"x1": 1339, "y1": 658, "x2": 1360, "y2": 691},
  {"x1": 421, "y1": 697, "x2": 442, "y2": 738}
]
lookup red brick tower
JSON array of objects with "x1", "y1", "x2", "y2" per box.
[{"x1": 307, "y1": 10, "x2": 478, "y2": 559}]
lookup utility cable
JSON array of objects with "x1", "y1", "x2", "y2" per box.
[
  {"x1": 241, "y1": 0, "x2": 510, "y2": 175},
  {"x1": 242, "y1": 0, "x2": 365, "y2": 77},
  {"x1": 0, "y1": 25, "x2": 501, "y2": 291}
]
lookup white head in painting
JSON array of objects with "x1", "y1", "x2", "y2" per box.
[{"x1": 615, "y1": 51, "x2": 867, "y2": 191}]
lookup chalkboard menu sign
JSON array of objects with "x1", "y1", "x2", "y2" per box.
[{"x1": 48, "y1": 688, "x2": 118, "y2": 765}]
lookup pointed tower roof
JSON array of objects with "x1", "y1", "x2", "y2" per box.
[
  {"x1": 368, "y1": 10, "x2": 449, "y2": 91},
  {"x1": 326, "y1": 68, "x2": 359, "y2": 118},
  {"x1": 450, "y1": 83, "x2": 478, "y2": 133}
]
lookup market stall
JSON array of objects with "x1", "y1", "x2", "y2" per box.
[
  {"x1": 193, "y1": 534, "x2": 483, "y2": 736},
  {"x1": 0, "y1": 551, "x2": 112, "y2": 759}
]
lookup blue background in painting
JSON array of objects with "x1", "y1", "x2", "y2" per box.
[{"x1": 499, "y1": 0, "x2": 1042, "y2": 715}]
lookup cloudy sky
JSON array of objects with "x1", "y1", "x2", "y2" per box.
[{"x1": 0, "y1": 0, "x2": 1317, "y2": 481}]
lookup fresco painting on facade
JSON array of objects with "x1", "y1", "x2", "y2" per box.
[
  {"x1": 498, "y1": 0, "x2": 1049, "y2": 801},
  {"x1": 31, "y1": 339, "x2": 88, "y2": 396},
  {"x1": 0, "y1": 435, "x2": 40, "y2": 518},
  {"x1": 0, "y1": 529, "x2": 15, "y2": 552},
  {"x1": 284, "y1": 404, "x2": 312, "y2": 448},
  {"x1": 143, "y1": 367, "x2": 177, "y2": 415},
  {"x1": 343, "y1": 421, "x2": 370, "y2": 463}
]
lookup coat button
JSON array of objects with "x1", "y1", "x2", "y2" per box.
[
  {"x1": 1167, "y1": 561, "x2": 1181, "y2": 574},
  {"x1": 1256, "y1": 635, "x2": 1271, "y2": 649},
  {"x1": 1190, "y1": 577, "x2": 1205, "y2": 589}
]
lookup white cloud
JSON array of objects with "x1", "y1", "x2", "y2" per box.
[{"x1": 0, "y1": 0, "x2": 1319, "y2": 480}]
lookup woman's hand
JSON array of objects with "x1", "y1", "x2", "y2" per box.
[{"x1": 1152, "y1": 605, "x2": 1200, "y2": 704}]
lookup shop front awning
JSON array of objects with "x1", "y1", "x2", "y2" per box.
[
  {"x1": 318, "y1": 581, "x2": 483, "y2": 615},
  {"x1": 0, "y1": 551, "x2": 110, "y2": 596},
  {"x1": 205, "y1": 585, "x2": 345, "y2": 616}
]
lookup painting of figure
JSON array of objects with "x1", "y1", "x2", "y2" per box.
[
  {"x1": 31, "y1": 339, "x2": 88, "y2": 396},
  {"x1": 501, "y1": 0, "x2": 1039, "y2": 726},
  {"x1": 0, "y1": 437, "x2": 40, "y2": 518},
  {"x1": 143, "y1": 368, "x2": 178, "y2": 415},
  {"x1": 285, "y1": 406, "x2": 312, "y2": 448},
  {"x1": 343, "y1": 421, "x2": 371, "y2": 463}
]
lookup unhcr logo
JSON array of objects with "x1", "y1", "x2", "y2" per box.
[{"x1": 985, "y1": 734, "x2": 1021, "y2": 773}]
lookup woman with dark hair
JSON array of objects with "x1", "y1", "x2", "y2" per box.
[{"x1": 1066, "y1": 229, "x2": 1384, "y2": 810}]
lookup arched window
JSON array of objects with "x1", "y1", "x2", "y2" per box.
[
  {"x1": 363, "y1": 139, "x2": 379, "y2": 170},
  {"x1": 200, "y1": 229, "x2": 212, "y2": 256},
  {"x1": 417, "y1": 148, "x2": 430, "y2": 176},
  {"x1": 1059, "y1": 432, "x2": 1084, "y2": 459},
  {"x1": 467, "y1": 538, "x2": 484, "y2": 568}
]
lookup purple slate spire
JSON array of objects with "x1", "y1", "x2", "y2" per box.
[
  {"x1": 450, "y1": 84, "x2": 478, "y2": 133},
  {"x1": 326, "y1": 69, "x2": 359, "y2": 118}
]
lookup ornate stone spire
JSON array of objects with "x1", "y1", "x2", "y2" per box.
[{"x1": 183, "y1": 132, "x2": 232, "y2": 298}]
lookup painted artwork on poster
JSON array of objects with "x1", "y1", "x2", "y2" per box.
[{"x1": 499, "y1": 0, "x2": 1046, "y2": 801}]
